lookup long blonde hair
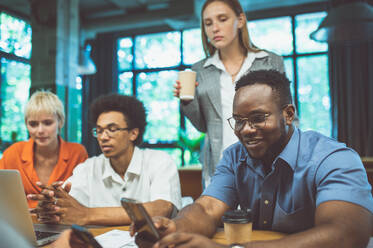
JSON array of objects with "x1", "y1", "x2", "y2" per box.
[{"x1": 201, "y1": 0, "x2": 259, "y2": 57}]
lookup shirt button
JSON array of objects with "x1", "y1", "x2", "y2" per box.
[
  {"x1": 122, "y1": 187, "x2": 126, "y2": 191},
  {"x1": 263, "y1": 220, "x2": 267, "y2": 224},
  {"x1": 264, "y1": 200, "x2": 269, "y2": 205}
]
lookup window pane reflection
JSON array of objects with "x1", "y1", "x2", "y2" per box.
[
  {"x1": 135, "y1": 32, "x2": 181, "y2": 69},
  {"x1": 248, "y1": 16, "x2": 293, "y2": 56},
  {"x1": 295, "y1": 12, "x2": 328, "y2": 53},
  {"x1": 117, "y1": 37, "x2": 133, "y2": 71},
  {"x1": 284, "y1": 58, "x2": 295, "y2": 99},
  {"x1": 0, "y1": 58, "x2": 30, "y2": 142},
  {"x1": 297, "y1": 55, "x2": 331, "y2": 136},
  {"x1": 67, "y1": 76, "x2": 83, "y2": 142},
  {"x1": 136, "y1": 70, "x2": 179, "y2": 142},
  {"x1": 185, "y1": 118, "x2": 202, "y2": 140},
  {"x1": 118, "y1": 72, "x2": 133, "y2": 95},
  {"x1": 0, "y1": 12, "x2": 32, "y2": 59},
  {"x1": 182, "y1": 28, "x2": 205, "y2": 65}
]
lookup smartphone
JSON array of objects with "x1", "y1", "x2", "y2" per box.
[
  {"x1": 71, "y1": 224, "x2": 103, "y2": 248},
  {"x1": 120, "y1": 197, "x2": 160, "y2": 242}
]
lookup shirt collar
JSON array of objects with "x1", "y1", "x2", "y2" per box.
[
  {"x1": 58, "y1": 136, "x2": 69, "y2": 161},
  {"x1": 21, "y1": 136, "x2": 67, "y2": 162},
  {"x1": 102, "y1": 146, "x2": 142, "y2": 180},
  {"x1": 102, "y1": 155, "x2": 116, "y2": 180},
  {"x1": 277, "y1": 126, "x2": 299, "y2": 171},
  {"x1": 21, "y1": 138, "x2": 34, "y2": 163},
  {"x1": 126, "y1": 146, "x2": 142, "y2": 176},
  {"x1": 204, "y1": 51, "x2": 224, "y2": 70},
  {"x1": 203, "y1": 50, "x2": 269, "y2": 69}
]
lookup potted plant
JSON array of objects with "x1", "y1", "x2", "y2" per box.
[{"x1": 176, "y1": 130, "x2": 205, "y2": 166}]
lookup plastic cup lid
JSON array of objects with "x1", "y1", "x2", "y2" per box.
[{"x1": 222, "y1": 209, "x2": 252, "y2": 224}]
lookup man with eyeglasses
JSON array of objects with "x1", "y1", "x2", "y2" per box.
[
  {"x1": 29, "y1": 94, "x2": 181, "y2": 226},
  {"x1": 137, "y1": 70, "x2": 372, "y2": 248}
]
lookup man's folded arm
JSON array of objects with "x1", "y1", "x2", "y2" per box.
[{"x1": 245, "y1": 200, "x2": 372, "y2": 248}]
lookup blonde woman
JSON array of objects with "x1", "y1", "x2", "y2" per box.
[
  {"x1": 0, "y1": 91, "x2": 88, "y2": 208},
  {"x1": 174, "y1": 0, "x2": 284, "y2": 187}
]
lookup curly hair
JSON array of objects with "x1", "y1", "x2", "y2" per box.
[
  {"x1": 235, "y1": 69, "x2": 292, "y2": 106},
  {"x1": 90, "y1": 94, "x2": 147, "y2": 146}
]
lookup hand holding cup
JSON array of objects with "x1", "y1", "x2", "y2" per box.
[{"x1": 174, "y1": 70, "x2": 198, "y2": 101}]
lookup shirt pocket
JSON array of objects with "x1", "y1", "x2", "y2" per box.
[{"x1": 272, "y1": 201, "x2": 314, "y2": 233}]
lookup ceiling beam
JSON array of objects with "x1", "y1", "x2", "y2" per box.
[{"x1": 81, "y1": 0, "x2": 194, "y2": 36}]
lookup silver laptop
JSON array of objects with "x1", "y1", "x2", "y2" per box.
[{"x1": 0, "y1": 170, "x2": 68, "y2": 246}]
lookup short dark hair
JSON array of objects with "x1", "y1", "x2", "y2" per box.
[
  {"x1": 235, "y1": 69, "x2": 292, "y2": 106},
  {"x1": 90, "y1": 94, "x2": 147, "y2": 146}
]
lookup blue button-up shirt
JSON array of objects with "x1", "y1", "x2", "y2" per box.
[{"x1": 203, "y1": 127, "x2": 373, "y2": 233}]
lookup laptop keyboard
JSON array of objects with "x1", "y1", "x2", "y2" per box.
[{"x1": 35, "y1": 230, "x2": 59, "y2": 240}]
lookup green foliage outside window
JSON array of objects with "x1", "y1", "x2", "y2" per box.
[
  {"x1": 67, "y1": 77, "x2": 83, "y2": 142},
  {"x1": 117, "y1": 11, "x2": 332, "y2": 166},
  {"x1": 295, "y1": 12, "x2": 328, "y2": 54},
  {"x1": 182, "y1": 29, "x2": 204, "y2": 65},
  {"x1": 297, "y1": 55, "x2": 331, "y2": 136},
  {"x1": 0, "y1": 58, "x2": 30, "y2": 142},
  {"x1": 117, "y1": 37, "x2": 133, "y2": 71},
  {"x1": 248, "y1": 16, "x2": 293, "y2": 56},
  {"x1": 135, "y1": 32, "x2": 181, "y2": 69},
  {"x1": 136, "y1": 71, "x2": 180, "y2": 143},
  {"x1": 249, "y1": 12, "x2": 331, "y2": 136},
  {"x1": 118, "y1": 72, "x2": 133, "y2": 95},
  {"x1": 283, "y1": 58, "x2": 295, "y2": 99},
  {"x1": 0, "y1": 12, "x2": 32, "y2": 156},
  {"x1": 0, "y1": 12, "x2": 32, "y2": 59}
]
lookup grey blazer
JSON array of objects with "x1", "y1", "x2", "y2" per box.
[{"x1": 181, "y1": 51, "x2": 285, "y2": 187}]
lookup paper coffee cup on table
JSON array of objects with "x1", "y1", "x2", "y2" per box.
[
  {"x1": 222, "y1": 209, "x2": 252, "y2": 245},
  {"x1": 178, "y1": 70, "x2": 196, "y2": 100}
]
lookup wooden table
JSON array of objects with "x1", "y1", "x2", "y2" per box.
[
  {"x1": 86, "y1": 228, "x2": 373, "y2": 247},
  {"x1": 89, "y1": 225, "x2": 286, "y2": 245}
]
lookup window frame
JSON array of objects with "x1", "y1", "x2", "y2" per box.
[
  {"x1": 116, "y1": 8, "x2": 331, "y2": 167},
  {"x1": 0, "y1": 10, "x2": 31, "y2": 146}
]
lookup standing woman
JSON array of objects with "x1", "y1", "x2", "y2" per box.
[
  {"x1": 0, "y1": 91, "x2": 88, "y2": 208},
  {"x1": 174, "y1": 0, "x2": 285, "y2": 187}
]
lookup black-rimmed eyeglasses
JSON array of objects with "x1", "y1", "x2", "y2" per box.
[{"x1": 92, "y1": 126, "x2": 130, "y2": 138}]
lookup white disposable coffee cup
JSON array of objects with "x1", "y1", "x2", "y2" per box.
[{"x1": 178, "y1": 70, "x2": 196, "y2": 100}]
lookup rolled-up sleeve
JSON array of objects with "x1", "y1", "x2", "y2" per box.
[
  {"x1": 202, "y1": 148, "x2": 239, "y2": 208},
  {"x1": 315, "y1": 149, "x2": 373, "y2": 213}
]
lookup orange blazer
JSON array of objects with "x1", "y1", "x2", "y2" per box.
[{"x1": 0, "y1": 137, "x2": 88, "y2": 208}]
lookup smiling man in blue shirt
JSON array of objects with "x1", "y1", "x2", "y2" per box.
[{"x1": 143, "y1": 69, "x2": 373, "y2": 248}]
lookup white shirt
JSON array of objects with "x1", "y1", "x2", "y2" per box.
[
  {"x1": 66, "y1": 147, "x2": 182, "y2": 210},
  {"x1": 204, "y1": 51, "x2": 269, "y2": 156}
]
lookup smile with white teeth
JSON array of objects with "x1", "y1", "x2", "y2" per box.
[{"x1": 246, "y1": 140, "x2": 261, "y2": 145}]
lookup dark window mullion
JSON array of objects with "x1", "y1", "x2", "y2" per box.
[
  {"x1": 132, "y1": 35, "x2": 137, "y2": 96},
  {"x1": 179, "y1": 30, "x2": 186, "y2": 166},
  {"x1": 291, "y1": 15, "x2": 299, "y2": 113}
]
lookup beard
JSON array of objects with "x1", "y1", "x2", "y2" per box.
[{"x1": 262, "y1": 118, "x2": 291, "y2": 166}]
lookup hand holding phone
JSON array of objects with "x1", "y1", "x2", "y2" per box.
[
  {"x1": 71, "y1": 224, "x2": 103, "y2": 248},
  {"x1": 120, "y1": 197, "x2": 160, "y2": 243}
]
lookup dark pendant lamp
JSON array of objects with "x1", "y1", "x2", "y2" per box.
[{"x1": 310, "y1": 1, "x2": 373, "y2": 43}]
